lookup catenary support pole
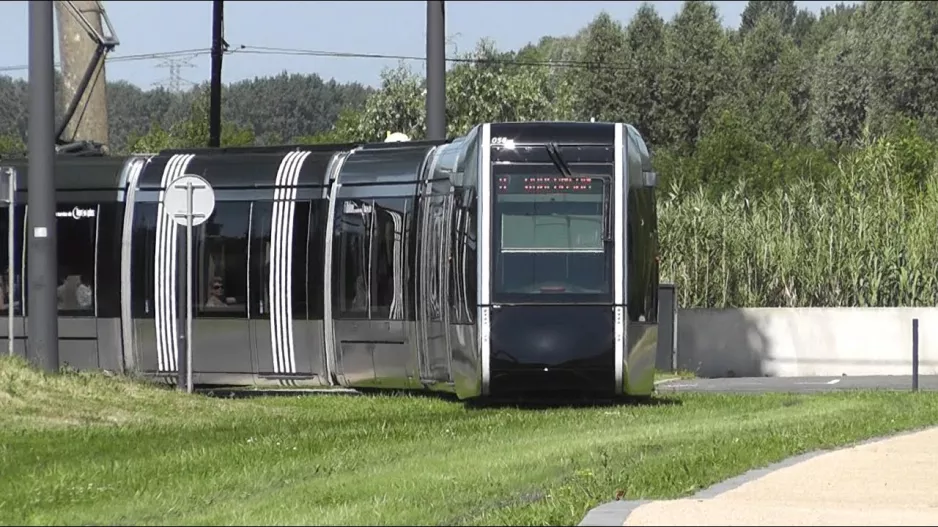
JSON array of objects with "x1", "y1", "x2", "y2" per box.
[
  {"x1": 27, "y1": 0, "x2": 60, "y2": 372},
  {"x1": 185, "y1": 182, "x2": 194, "y2": 394},
  {"x1": 177, "y1": 224, "x2": 186, "y2": 390},
  {"x1": 426, "y1": 0, "x2": 446, "y2": 140},
  {"x1": 208, "y1": 0, "x2": 224, "y2": 148}
]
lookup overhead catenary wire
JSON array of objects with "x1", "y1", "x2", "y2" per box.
[
  {"x1": 0, "y1": 48, "x2": 213, "y2": 73},
  {"x1": 2, "y1": 42, "x2": 934, "y2": 76},
  {"x1": 0, "y1": 43, "x2": 645, "y2": 75},
  {"x1": 230, "y1": 45, "x2": 640, "y2": 71},
  {"x1": 232, "y1": 45, "x2": 938, "y2": 74}
]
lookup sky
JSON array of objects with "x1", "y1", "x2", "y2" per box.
[{"x1": 0, "y1": 0, "x2": 855, "y2": 90}]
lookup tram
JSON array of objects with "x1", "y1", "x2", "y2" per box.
[{"x1": 0, "y1": 121, "x2": 662, "y2": 399}]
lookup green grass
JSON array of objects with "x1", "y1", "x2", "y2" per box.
[{"x1": 2, "y1": 355, "x2": 938, "y2": 526}]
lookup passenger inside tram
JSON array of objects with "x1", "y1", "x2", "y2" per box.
[
  {"x1": 0, "y1": 270, "x2": 20, "y2": 312},
  {"x1": 57, "y1": 272, "x2": 93, "y2": 310},
  {"x1": 205, "y1": 276, "x2": 235, "y2": 308}
]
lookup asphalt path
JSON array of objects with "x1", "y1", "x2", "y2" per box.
[{"x1": 655, "y1": 375, "x2": 938, "y2": 394}]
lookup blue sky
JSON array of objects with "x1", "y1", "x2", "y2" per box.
[{"x1": 1, "y1": 1, "x2": 854, "y2": 89}]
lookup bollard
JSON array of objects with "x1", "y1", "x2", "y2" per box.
[{"x1": 912, "y1": 318, "x2": 919, "y2": 392}]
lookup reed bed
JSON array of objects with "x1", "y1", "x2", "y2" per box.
[{"x1": 659, "y1": 136, "x2": 938, "y2": 307}]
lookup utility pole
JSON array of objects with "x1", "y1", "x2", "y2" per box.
[
  {"x1": 426, "y1": 0, "x2": 446, "y2": 141},
  {"x1": 208, "y1": 0, "x2": 226, "y2": 148},
  {"x1": 55, "y1": 0, "x2": 113, "y2": 146},
  {"x1": 27, "y1": 0, "x2": 60, "y2": 373}
]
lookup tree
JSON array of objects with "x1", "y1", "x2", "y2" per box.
[
  {"x1": 808, "y1": 26, "x2": 871, "y2": 146},
  {"x1": 790, "y1": 9, "x2": 817, "y2": 49},
  {"x1": 737, "y1": 13, "x2": 809, "y2": 146},
  {"x1": 0, "y1": 134, "x2": 25, "y2": 156},
  {"x1": 335, "y1": 39, "x2": 567, "y2": 142},
  {"x1": 294, "y1": 108, "x2": 362, "y2": 145},
  {"x1": 446, "y1": 40, "x2": 569, "y2": 134},
  {"x1": 863, "y1": 2, "x2": 938, "y2": 138},
  {"x1": 106, "y1": 81, "x2": 178, "y2": 152},
  {"x1": 622, "y1": 3, "x2": 667, "y2": 145},
  {"x1": 658, "y1": 0, "x2": 734, "y2": 150},
  {"x1": 692, "y1": 106, "x2": 776, "y2": 195},
  {"x1": 799, "y1": 2, "x2": 858, "y2": 57},
  {"x1": 574, "y1": 12, "x2": 629, "y2": 122},
  {"x1": 740, "y1": 0, "x2": 797, "y2": 36},
  {"x1": 333, "y1": 64, "x2": 426, "y2": 143},
  {"x1": 127, "y1": 86, "x2": 254, "y2": 151},
  {"x1": 222, "y1": 71, "x2": 372, "y2": 143}
]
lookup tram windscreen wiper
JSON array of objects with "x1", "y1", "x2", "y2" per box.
[{"x1": 545, "y1": 142, "x2": 573, "y2": 178}]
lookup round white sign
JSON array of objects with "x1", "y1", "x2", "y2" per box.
[{"x1": 162, "y1": 174, "x2": 216, "y2": 227}]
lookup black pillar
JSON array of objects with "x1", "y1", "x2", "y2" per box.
[
  {"x1": 426, "y1": 0, "x2": 446, "y2": 140},
  {"x1": 208, "y1": 0, "x2": 224, "y2": 148},
  {"x1": 26, "y1": 0, "x2": 60, "y2": 372}
]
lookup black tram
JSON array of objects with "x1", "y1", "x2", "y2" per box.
[{"x1": 0, "y1": 121, "x2": 662, "y2": 399}]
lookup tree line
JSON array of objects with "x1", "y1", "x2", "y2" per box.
[{"x1": 0, "y1": 71, "x2": 373, "y2": 154}]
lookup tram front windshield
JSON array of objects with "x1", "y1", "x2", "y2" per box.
[{"x1": 492, "y1": 163, "x2": 612, "y2": 304}]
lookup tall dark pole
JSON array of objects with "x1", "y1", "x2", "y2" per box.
[
  {"x1": 426, "y1": 0, "x2": 446, "y2": 140},
  {"x1": 27, "y1": 0, "x2": 59, "y2": 373},
  {"x1": 208, "y1": 0, "x2": 224, "y2": 148}
]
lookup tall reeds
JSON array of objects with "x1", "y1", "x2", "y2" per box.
[{"x1": 659, "y1": 135, "x2": 938, "y2": 307}]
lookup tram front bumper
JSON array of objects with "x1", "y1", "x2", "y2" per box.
[{"x1": 488, "y1": 304, "x2": 617, "y2": 397}]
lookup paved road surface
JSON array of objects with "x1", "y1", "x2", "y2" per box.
[
  {"x1": 579, "y1": 427, "x2": 938, "y2": 526},
  {"x1": 655, "y1": 375, "x2": 938, "y2": 394}
]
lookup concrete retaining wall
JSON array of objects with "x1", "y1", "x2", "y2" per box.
[{"x1": 665, "y1": 308, "x2": 938, "y2": 378}]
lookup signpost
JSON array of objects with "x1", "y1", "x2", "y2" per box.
[
  {"x1": 161, "y1": 174, "x2": 215, "y2": 393},
  {"x1": 0, "y1": 167, "x2": 14, "y2": 357}
]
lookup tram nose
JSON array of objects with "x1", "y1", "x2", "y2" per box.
[{"x1": 488, "y1": 305, "x2": 616, "y2": 396}]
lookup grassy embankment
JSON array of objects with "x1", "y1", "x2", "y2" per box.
[{"x1": 2, "y1": 355, "x2": 936, "y2": 525}]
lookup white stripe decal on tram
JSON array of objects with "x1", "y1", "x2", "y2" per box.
[
  {"x1": 155, "y1": 153, "x2": 195, "y2": 373},
  {"x1": 284, "y1": 152, "x2": 309, "y2": 374},
  {"x1": 613, "y1": 123, "x2": 625, "y2": 394},
  {"x1": 154, "y1": 154, "x2": 178, "y2": 372},
  {"x1": 269, "y1": 150, "x2": 310, "y2": 374},
  {"x1": 270, "y1": 152, "x2": 294, "y2": 374}
]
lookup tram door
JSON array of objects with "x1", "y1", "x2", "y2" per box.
[
  {"x1": 53, "y1": 202, "x2": 101, "y2": 370},
  {"x1": 416, "y1": 179, "x2": 453, "y2": 382},
  {"x1": 0, "y1": 169, "x2": 25, "y2": 359},
  {"x1": 189, "y1": 200, "x2": 254, "y2": 376}
]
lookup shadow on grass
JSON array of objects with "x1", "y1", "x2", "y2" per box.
[
  {"x1": 196, "y1": 385, "x2": 683, "y2": 410},
  {"x1": 355, "y1": 388, "x2": 683, "y2": 411},
  {"x1": 462, "y1": 394, "x2": 683, "y2": 411},
  {"x1": 195, "y1": 386, "x2": 363, "y2": 399}
]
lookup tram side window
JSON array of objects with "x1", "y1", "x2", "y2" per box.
[
  {"x1": 0, "y1": 205, "x2": 25, "y2": 315},
  {"x1": 197, "y1": 202, "x2": 250, "y2": 316},
  {"x1": 291, "y1": 201, "x2": 312, "y2": 319},
  {"x1": 130, "y1": 203, "x2": 158, "y2": 317},
  {"x1": 627, "y1": 190, "x2": 642, "y2": 322},
  {"x1": 306, "y1": 200, "x2": 327, "y2": 320},
  {"x1": 448, "y1": 193, "x2": 463, "y2": 323},
  {"x1": 56, "y1": 204, "x2": 98, "y2": 313},
  {"x1": 460, "y1": 189, "x2": 477, "y2": 323},
  {"x1": 333, "y1": 199, "x2": 371, "y2": 319},
  {"x1": 249, "y1": 201, "x2": 273, "y2": 318},
  {"x1": 94, "y1": 203, "x2": 123, "y2": 318},
  {"x1": 424, "y1": 197, "x2": 447, "y2": 322},
  {"x1": 371, "y1": 198, "x2": 409, "y2": 321}
]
